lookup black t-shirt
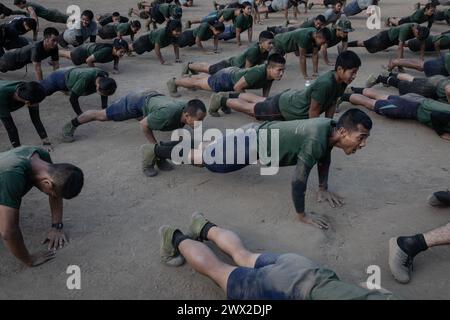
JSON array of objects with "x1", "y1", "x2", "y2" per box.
[
  {"x1": 6, "y1": 18, "x2": 29, "y2": 36},
  {"x1": 14, "y1": 41, "x2": 59, "y2": 64}
]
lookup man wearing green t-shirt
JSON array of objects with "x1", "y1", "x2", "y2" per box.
[
  {"x1": 60, "y1": 92, "x2": 207, "y2": 177},
  {"x1": 167, "y1": 54, "x2": 286, "y2": 98},
  {"x1": 0, "y1": 146, "x2": 83, "y2": 267},
  {"x1": 40, "y1": 67, "x2": 117, "y2": 115},
  {"x1": 387, "y1": 3, "x2": 436, "y2": 30},
  {"x1": 209, "y1": 50, "x2": 360, "y2": 118},
  {"x1": 218, "y1": 2, "x2": 254, "y2": 46},
  {"x1": 146, "y1": 109, "x2": 372, "y2": 229},
  {"x1": 177, "y1": 21, "x2": 225, "y2": 53},
  {"x1": 274, "y1": 27, "x2": 331, "y2": 79},
  {"x1": 339, "y1": 87, "x2": 450, "y2": 140},
  {"x1": 183, "y1": 30, "x2": 274, "y2": 76},
  {"x1": 98, "y1": 21, "x2": 142, "y2": 42},
  {"x1": 347, "y1": 23, "x2": 430, "y2": 59},
  {"x1": 407, "y1": 33, "x2": 450, "y2": 56}
]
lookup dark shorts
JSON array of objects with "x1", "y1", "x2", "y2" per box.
[
  {"x1": 254, "y1": 93, "x2": 285, "y2": 121},
  {"x1": 3, "y1": 36, "x2": 29, "y2": 50},
  {"x1": 0, "y1": 52, "x2": 22, "y2": 72},
  {"x1": 343, "y1": 1, "x2": 363, "y2": 16},
  {"x1": 40, "y1": 69, "x2": 68, "y2": 96},
  {"x1": 398, "y1": 17, "x2": 412, "y2": 25},
  {"x1": 218, "y1": 25, "x2": 236, "y2": 41},
  {"x1": 408, "y1": 37, "x2": 437, "y2": 52},
  {"x1": 177, "y1": 29, "x2": 195, "y2": 48},
  {"x1": 98, "y1": 25, "x2": 117, "y2": 39},
  {"x1": 204, "y1": 127, "x2": 257, "y2": 173},
  {"x1": 374, "y1": 95, "x2": 421, "y2": 119},
  {"x1": 106, "y1": 91, "x2": 162, "y2": 121},
  {"x1": 423, "y1": 55, "x2": 449, "y2": 77},
  {"x1": 227, "y1": 253, "x2": 322, "y2": 300},
  {"x1": 397, "y1": 78, "x2": 437, "y2": 99},
  {"x1": 207, "y1": 67, "x2": 236, "y2": 92},
  {"x1": 208, "y1": 60, "x2": 232, "y2": 74},
  {"x1": 133, "y1": 35, "x2": 155, "y2": 55},
  {"x1": 151, "y1": 5, "x2": 166, "y2": 24},
  {"x1": 363, "y1": 30, "x2": 397, "y2": 53},
  {"x1": 70, "y1": 48, "x2": 88, "y2": 66}
]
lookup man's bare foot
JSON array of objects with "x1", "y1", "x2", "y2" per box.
[{"x1": 297, "y1": 212, "x2": 330, "y2": 230}]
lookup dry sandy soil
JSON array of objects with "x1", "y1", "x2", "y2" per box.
[{"x1": 0, "y1": 0, "x2": 449, "y2": 299}]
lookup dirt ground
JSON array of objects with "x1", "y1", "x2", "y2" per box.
[{"x1": 0, "y1": 0, "x2": 449, "y2": 300}]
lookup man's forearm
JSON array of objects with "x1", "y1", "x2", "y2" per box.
[
  {"x1": 317, "y1": 156, "x2": 331, "y2": 190},
  {"x1": 34, "y1": 63, "x2": 43, "y2": 81},
  {"x1": 300, "y1": 55, "x2": 307, "y2": 77},
  {"x1": 3, "y1": 228, "x2": 32, "y2": 266},
  {"x1": 49, "y1": 196, "x2": 63, "y2": 224}
]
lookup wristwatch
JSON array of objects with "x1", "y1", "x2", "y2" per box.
[{"x1": 52, "y1": 223, "x2": 64, "y2": 230}]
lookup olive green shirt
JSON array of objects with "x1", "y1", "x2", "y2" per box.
[
  {"x1": 228, "y1": 43, "x2": 267, "y2": 68},
  {"x1": 388, "y1": 23, "x2": 417, "y2": 43},
  {"x1": 65, "y1": 67, "x2": 108, "y2": 97},
  {"x1": 144, "y1": 95, "x2": 186, "y2": 131},
  {"x1": 0, "y1": 80, "x2": 24, "y2": 118},
  {"x1": 274, "y1": 27, "x2": 316, "y2": 53},
  {"x1": 149, "y1": 28, "x2": 173, "y2": 48},
  {"x1": 230, "y1": 64, "x2": 270, "y2": 89}
]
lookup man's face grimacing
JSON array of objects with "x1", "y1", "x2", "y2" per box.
[
  {"x1": 267, "y1": 63, "x2": 285, "y2": 81},
  {"x1": 81, "y1": 15, "x2": 91, "y2": 28},
  {"x1": 314, "y1": 19, "x2": 324, "y2": 30},
  {"x1": 185, "y1": 111, "x2": 206, "y2": 128},
  {"x1": 261, "y1": 39, "x2": 274, "y2": 52},
  {"x1": 336, "y1": 66, "x2": 358, "y2": 85},
  {"x1": 338, "y1": 124, "x2": 370, "y2": 155},
  {"x1": 44, "y1": 35, "x2": 59, "y2": 50}
]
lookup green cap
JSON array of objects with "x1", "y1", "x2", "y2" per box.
[{"x1": 336, "y1": 18, "x2": 354, "y2": 32}]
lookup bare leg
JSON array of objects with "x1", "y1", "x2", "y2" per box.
[
  {"x1": 397, "y1": 73, "x2": 415, "y2": 82},
  {"x1": 58, "y1": 49, "x2": 72, "y2": 60},
  {"x1": 188, "y1": 62, "x2": 211, "y2": 74},
  {"x1": 390, "y1": 58, "x2": 424, "y2": 71},
  {"x1": 238, "y1": 92, "x2": 266, "y2": 103},
  {"x1": 348, "y1": 93, "x2": 378, "y2": 111},
  {"x1": 178, "y1": 239, "x2": 236, "y2": 292},
  {"x1": 361, "y1": 88, "x2": 390, "y2": 100},
  {"x1": 77, "y1": 109, "x2": 108, "y2": 125},
  {"x1": 207, "y1": 226, "x2": 261, "y2": 268},
  {"x1": 175, "y1": 75, "x2": 212, "y2": 91},
  {"x1": 226, "y1": 98, "x2": 257, "y2": 117},
  {"x1": 423, "y1": 223, "x2": 450, "y2": 248}
]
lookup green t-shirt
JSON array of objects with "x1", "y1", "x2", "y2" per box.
[
  {"x1": 257, "y1": 118, "x2": 333, "y2": 168},
  {"x1": 432, "y1": 34, "x2": 450, "y2": 48},
  {"x1": 417, "y1": 99, "x2": 450, "y2": 133},
  {"x1": 158, "y1": 3, "x2": 173, "y2": 18},
  {"x1": 274, "y1": 27, "x2": 316, "y2": 53},
  {"x1": 219, "y1": 8, "x2": 236, "y2": 21},
  {"x1": 228, "y1": 43, "x2": 267, "y2": 68},
  {"x1": 327, "y1": 27, "x2": 347, "y2": 48},
  {"x1": 0, "y1": 146, "x2": 51, "y2": 209},
  {"x1": 388, "y1": 23, "x2": 417, "y2": 42},
  {"x1": 0, "y1": 80, "x2": 25, "y2": 118},
  {"x1": 116, "y1": 22, "x2": 132, "y2": 36},
  {"x1": 143, "y1": 95, "x2": 186, "y2": 131},
  {"x1": 409, "y1": 8, "x2": 429, "y2": 24},
  {"x1": 84, "y1": 43, "x2": 114, "y2": 63},
  {"x1": 27, "y1": 1, "x2": 68, "y2": 23},
  {"x1": 149, "y1": 28, "x2": 173, "y2": 48},
  {"x1": 65, "y1": 67, "x2": 108, "y2": 96},
  {"x1": 193, "y1": 23, "x2": 214, "y2": 41},
  {"x1": 278, "y1": 71, "x2": 347, "y2": 120},
  {"x1": 445, "y1": 53, "x2": 450, "y2": 74},
  {"x1": 233, "y1": 14, "x2": 253, "y2": 31},
  {"x1": 300, "y1": 19, "x2": 315, "y2": 29},
  {"x1": 230, "y1": 64, "x2": 269, "y2": 89}
]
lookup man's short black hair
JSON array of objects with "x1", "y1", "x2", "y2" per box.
[
  {"x1": 24, "y1": 18, "x2": 37, "y2": 30},
  {"x1": 268, "y1": 53, "x2": 286, "y2": 66},
  {"x1": 259, "y1": 30, "x2": 274, "y2": 41},
  {"x1": 316, "y1": 27, "x2": 332, "y2": 42},
  {"x1": 335, "y1": 50, "x2": 361, "y2": 71},
  {"x1": 241, "y1": 1, "x2": 252, "y2": 8},
  {"x1": 14, "y1": 0, "x2": 26, "y2": 5},
  {"x1": 315, "y1": 14, "x2": 326, "y2": 23},
  {"x1": 48, "y1": 163, "x2": 84, "y2": 199},
  {"x1": 416, "y1": 26, "x2": 430, "y2": 41},
  {"x1": 113, "y1": 38, "x2": 129, "y2": 51},
  {"x1": 16, "y1": 81, "x2": 46, "y2": 103},
  {"x1": 424, "y1": 2, "x2": 436, "y2": 10},
  {"x1": 131, "y1": 20, "x2": 142, "y2": 29},
  {"x1": 81, "y1": 10, "x2": 94, "y2": 21},
  {"x1": 185, "y1": 99, "x2": 206, "y2": 116},
  {"x1": 43, "y1": 27, "x2": 59, "y2": 38},
  {"x1": 337, "y1": 108, "x2": 373, "y2": 131},
  {"x1": 112, "y1": 11, "x2": 121, "y2": 17},
  {"x1": 166, "y1": 19, "x2": 182, "y2": 35},
  {"x1": 98, "y1": 77, "x2": 117, "y2": 96},
  {"x1": 213, "y1": 21, "x2": 225, "y2": 32},
  {"x1": 335, "y1": 0, "x2": 343, "y2": 5}
]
